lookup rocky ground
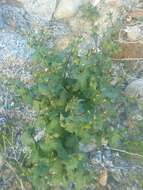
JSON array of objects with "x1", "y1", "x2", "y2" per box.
[{"x1": 0, "y1": 0, "x2": 143, "y2": 189}]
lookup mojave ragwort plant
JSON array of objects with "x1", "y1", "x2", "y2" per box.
[{"x1": 13, "y1": 24, "x2": 128, "y2": 190}]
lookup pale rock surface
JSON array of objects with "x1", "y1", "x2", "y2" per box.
[
  {"x1": 90, "y1": 0, "x2": 101, "y2": 6},
  {"x1": 79, "y1": 139, "x2": 96, "y2": 153},
  {"x1": 126, "y1": 79, "x2": 143, "y2": 108},
  {"x1": 0, "y1": 31, "x2": 33, "y2": 80},
  {"x1": 125, "y1": 25, "x2": 141, "y2": 41},
  {"x1": 99, "y1": 169, "x2": 108, "y2": 187},
  {"x1": 55, "y1": 0, "x2": 85, "y2": 19},
  {"x1": 0, "y1": 31, "x2": 32, "y2": 65},
  {"x1": 17, "y1": 0, "x2": 57, "y2": 22},
  {"x1": 105, "y1": 0, "x2": 122, "y2": 7},
  {"x1": 0, "y1": 4, "x2": 29, "y2": 33},
  {"x1": 69, "y1": 16, "x2": 92, "y2": 35},
  {"x1": 123, "y1": 0, "x2": 140, "y2": 9},
  {"x1": 126, "y1": 79, "x2": 143, "y2": 98},
  {"x1": 56, "y1": 36, "x2": 70, "y2": 50},
  {"x1": 92, "y1": 0, "x2": 124, "y2": 36}
]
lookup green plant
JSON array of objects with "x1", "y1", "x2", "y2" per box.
[
  {"x1": 9, "y1": 3, "x2": 130, "y2": 189},
  {"x1": 80, "y1": 3, "x2": 100, "y2": 22},
  {"x1": 1, "y1": 3, "x2": 143, "y2": 189},
  {"x1": 12, "y1": 24, "x2": 128, "y2": 189}
]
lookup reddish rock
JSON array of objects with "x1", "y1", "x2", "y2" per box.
[
  {"x1": 113, "y1": 42, "x2": 143, "y2": 60},
  {"x1": 128, "y1": 9, "x2": 143, "y2": 18}
]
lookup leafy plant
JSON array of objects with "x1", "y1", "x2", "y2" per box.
[
  {"x1": 1, "y1": 3, "x2": 143, "y2": 190},
  {"x1": 80, "y1": 3, "x2": 100, "y2": 22},
  {"x1": 13, "y1": 26, "x2": 127, "y2": 189},
  {"x1": 11, "y1": 4, "x2": 129, "y2": 190}
]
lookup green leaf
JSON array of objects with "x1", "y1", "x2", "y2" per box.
[
  {"x1": 38, "y1": 83, "x2": 48, "y2": 95},
  {"x1": 56, "y1": 140, "x2": 68, "y2": 160},
  {"x1": 32, "y1": 100, "x2": 41, "y2": 111},
  {"x1": 65, "y1": 135, "x2": 79, "y2": 153},
  {"x1": 22, "y1": 132, "x2": 33, "y2": 146},
  {"x1": 111, "y1": 132, "x2": 121, "y2": 146},
  {"x1": 34, "y1": 163, "x2": 48, "y2": 176}
]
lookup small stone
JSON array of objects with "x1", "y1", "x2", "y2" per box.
[
  {"x1": 126, "y1": 15, "x2": 132, "y2": 23},
  {"x1": 103, "y1": 146, "x2": 112, "y2": 161},
  {"x1": 101, "y1": 137, "x2": 108, "y2": 146},
  {"x1": 99, "y1": 169, "x2": 108, "y2": 187},
  {"x1": 34, "y1": 129, "x2": 45, "y2": 142},
  {"x1": 126, "y1": 79, "x2": 143, "y2": 99},
  {"x1": 56, "y1": 36, "x2": 70, "y2": 50},
  {"x1": 127, "y1": 117, "x2": 136, "y2": 129},
  {"x1": 79, "y1": 139, "x2": 96, "y2": 153},
  {"x1": 0, "y1": 117, "x2": 6, "y2": 126},
  {"x1": 112, "y1": 169, "x2": 123, "y2": 182},
  {"x1": 133, "y1": 114, "x2": 143, "y2": 121},
  {"x1": 125, "y1": 26, "x2": 141, "y2": 41},
  {"x1": 95, "y1": 151, "x2": 102, "y2": 163}
]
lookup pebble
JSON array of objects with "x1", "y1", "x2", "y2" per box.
[{"x1": 0, "y1": 117, "x2": 6, "y2": 126}]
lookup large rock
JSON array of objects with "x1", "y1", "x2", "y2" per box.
[
  {"x1": 0, "y1": 31, "x2": 33, "y2": 81},
  {"x1": 105, "y1": 0, "x2": 122, "y2": 7},
  {"x1": 0, "y1": 5, "x2": 30, "y2": 33},
  {"x1": 113, "y1": 42, "x2": 143, "y2": 60},
  {"x1": 126, "y1": 79, "x2": 143, "y2": 109},
  {"x1": 126, "y1": 79, "x2": 143, "y2": 98},
  {"x1": 125, "y1": 25, "x2": 141, "y2": 41},
  {"x1": 128, "y1": 9, "x2": 143, "y2": 19},
  {"x1": 17, "y1": 0, "x2": 57, "y2": 22},
  {"x1": 54, "y1": 0, "x2": 85, "y2": 19}
]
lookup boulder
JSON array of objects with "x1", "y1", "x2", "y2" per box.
[
  {"x1": 113, "y1": 42, "x2": 143, "y2": 60},
  {"x1": 126, "y1": 79, "x2": 143, "y2": 98},
  {"x1": 0, "y1": 5, "x2": 30, "y2": 33},
  {"x1": 17, "y1": 0, "x2": 57, "y2": 22},
  {"x1": 125, "y1": 25, "x2": 141, "y2": 41},
  {"x1": 126, "y1": 79, "x2": 143, "y2": 108},
  {"x1": 128, "y1": 9, "x2": 143, "y2": 19},
  {"x1": 105, "y1": 0, "x2": 122, "y2": 7},
  {"x1": 0, "y1": 31, "x2": 33, "y2": 81},
  {"x1": 54, "y1": 0, "x2": 84, "y2": 19}
]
